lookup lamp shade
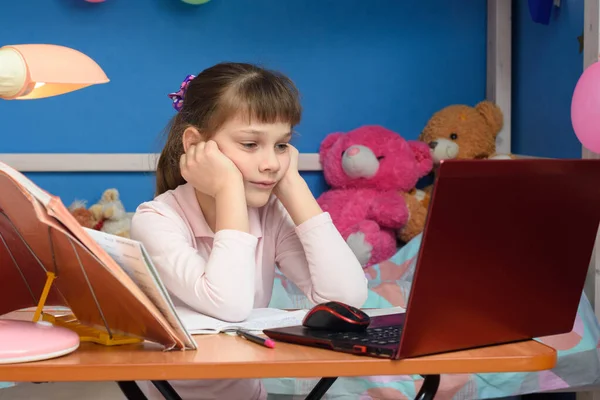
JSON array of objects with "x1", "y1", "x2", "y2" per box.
[{"x1": 0, "y1": 44, "x2": 109, "y2": 100}]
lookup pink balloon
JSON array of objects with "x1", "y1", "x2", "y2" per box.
[{"x1": 572, "y1": 61, "x2": 600, "y2": 153}]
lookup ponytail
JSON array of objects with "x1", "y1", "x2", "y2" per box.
[{"x1": 155, "y1": 115, "x2": 186, "y2": 196}]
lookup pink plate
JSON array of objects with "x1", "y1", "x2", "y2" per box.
[{"x1": 0, "y1": 320, "x2": 80, "y2": 364}]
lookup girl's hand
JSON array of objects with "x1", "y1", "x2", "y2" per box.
[
  {"x1": 285, "y1": 144, "x2": 300, "y2": 178},
  {"x1": 180, "y1": 140, "x2": 243, "y2": 197},
  {"x1": 274, "y1": 144, "x2": 302, "y2": 196},
  {"x1": 274, "y1": 145, "x2": 323, "y2": 225}
]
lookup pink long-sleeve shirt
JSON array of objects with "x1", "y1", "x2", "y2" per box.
[{"x1": 129, "y1": 182, "x2": 368, "y2": 400}]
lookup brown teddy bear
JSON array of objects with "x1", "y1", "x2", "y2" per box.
[
  {"x1": 417, "y1": 100, "x2": 513, "y2": 206},
  {"x1": 397, "y1": 188, "x2": 429, "y2": 244},
  {"x1": 418, "y1": 100, "x2": 512, "y2": 165}
]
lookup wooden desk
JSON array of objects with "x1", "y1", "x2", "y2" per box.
[{"x1": 0, "y1": 334, "x2": 557, "y2": 400}]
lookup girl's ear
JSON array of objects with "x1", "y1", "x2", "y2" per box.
[{"x1": 182, "y1": 127, "x2": 203, "y2": 153}]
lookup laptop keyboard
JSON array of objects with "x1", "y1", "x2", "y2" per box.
[{"x1": 317, "y1": 326, "x2": 401, "y2": 345}]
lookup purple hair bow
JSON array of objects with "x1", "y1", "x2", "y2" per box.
[{"x1": 168, "y1": 74, "x2": 196, "y2": 111}]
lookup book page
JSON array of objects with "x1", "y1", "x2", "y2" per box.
[
  {"x1": 175, "y1": 306, "x2": 308, "y2": 335},
  {"x1": 84, "y1": 228, "x2": 197, "y2": 349},
  {"x1": 0, "y1": 161, "x2": 51, "y2": 206}
]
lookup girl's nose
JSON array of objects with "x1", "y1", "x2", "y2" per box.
[{"x1": 260, "y1": 151, "x2": 280, "y2": 172}]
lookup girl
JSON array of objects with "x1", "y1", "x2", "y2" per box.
[{"x1": 130, "y1": 62, "x2": 368, "y2": 400}]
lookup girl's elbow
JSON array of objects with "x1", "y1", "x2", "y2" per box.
[
  {"x1": 215, "y1": 293, "x2": 254, "y2": 322},
  {"x1": 351, "y1": 266, "x2": 369, "y2": 308},
  {"x1": 219, "y1": 304, "x2": 253, "y2": 323},
  {"x1": 344, "y1": 275, "x2": 369, "y2": 308},
  {"x1": 324, "y1": 280, "x2": 368, "y2": 309},
  {"x1": 191, "y1": 289, "x2": 254, "y2": 323},
  {"x1": 347, "y1": 283, "x2": 369, "y2": 308}
]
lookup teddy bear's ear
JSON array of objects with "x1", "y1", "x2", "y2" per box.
[
  {"x1": 408, "y1": 140, "x2": 434, "y2": 176},
  {"x1": 475, "y1": 101, "x2": 503, "y2": 136},
  {"x1": 319, "y1": 132, "x2": 344, "y2": 159},
  {"x1": 89, "y1": 204, "x2": 103, "y2": 220},
  {"x1": 102, "y1": 188, "x2": 120, "y2": 202}
]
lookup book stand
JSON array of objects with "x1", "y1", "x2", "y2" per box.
[
  {"x1": 0, "y1": 269, "x2": 80, "y2": 364},
  {"x1": 0, "y1": 210, "x2": 143, "y2": 367}
]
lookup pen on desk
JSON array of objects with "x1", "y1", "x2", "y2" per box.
[{"x1": 235, "y1": 329, "x2": 275, "y2": 349}]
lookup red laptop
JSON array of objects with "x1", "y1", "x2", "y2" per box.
[{"x1": 264, "y1": 159, "x2": 600, "y2": 359}]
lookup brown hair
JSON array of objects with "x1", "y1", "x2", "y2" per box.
[{"x1": 155, "y1": 62, "x2": 302, "y2": 196}]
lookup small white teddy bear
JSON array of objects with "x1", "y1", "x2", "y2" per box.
[{"x1": 89, "y1": 188, "x2": 133, "y2": 238}]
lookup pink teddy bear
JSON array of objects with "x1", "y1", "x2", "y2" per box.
[{"x1": 317, "y1": 125, "x2": 433, "y2": 267}]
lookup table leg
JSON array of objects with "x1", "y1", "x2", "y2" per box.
[
  {"x1": 116, "y1": 380, "x2": 182, "y2": 400},
  {"x1": 305, "y1": 377, "x2": 338, "y2": 400},
  {"x1": 117, "y1": 381, "x2": 147, "y2": 400},
  {"x1": 151, "y1": 381, "x2": 183, "y2": 400},
  {"x1": 415, "y1": 375, "x2": 440, "y2": 400}
]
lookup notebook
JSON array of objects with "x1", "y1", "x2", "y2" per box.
[{"x1": 175, "y1": 306, "x2": 309, "y2": 335}]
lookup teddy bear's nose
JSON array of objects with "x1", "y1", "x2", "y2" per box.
[
  {"x1": 429, "y1": 141, "x2": 438, "y2": 149},
  {"x1": 347, "y1": 147, "x2": 361, "y2": 156},
  {"x1": 341, "y1": 144, "x2": 379, "y2": 178}
]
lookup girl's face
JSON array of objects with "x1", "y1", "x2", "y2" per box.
[{"x1": 212, "y1": 114, "x2": 292, "y2": 207}]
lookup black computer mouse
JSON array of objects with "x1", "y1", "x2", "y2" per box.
[{"x1": 302, "y1": 301, "x2": 370, "y2": 332}]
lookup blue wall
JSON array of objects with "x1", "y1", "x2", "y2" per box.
[
  {"x1": 2, "y1": 0, "x2": 487, "y2": 211},
  {"x1": 512, "y1": 0, "x2": 584, "y2": 158}
]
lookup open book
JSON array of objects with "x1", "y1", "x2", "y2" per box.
[{"x1": 0, "y1": 161, "x2": 193, "y2": 350}]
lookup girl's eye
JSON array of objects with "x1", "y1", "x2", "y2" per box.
[
  {"x1": 276, "y1": 143, "x2": 289, "y2": 152},
  {"x1": 241, "y1": 143, "x2": 257, "y2": 149}
]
